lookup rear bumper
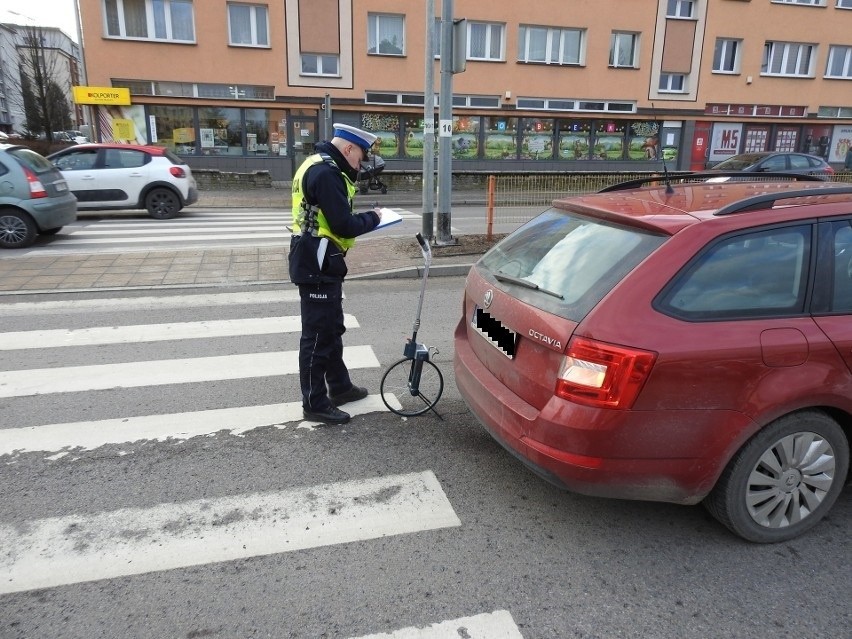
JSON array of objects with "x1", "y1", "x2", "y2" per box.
[
  {"x1": 30, "y1": 195, "x2": 78, "y2": 230},
  {"x1": 185, "y1": 186, "x2": 199, "y2": 206},
  {"x1": 454, "y1": 317, "x2": 751, "y2": 505}
]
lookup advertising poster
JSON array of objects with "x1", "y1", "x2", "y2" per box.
[
  {"x1": 708, "y1": 123, "x2": 743, "y2": 163},
  {"x1": 829, "y1": 124, "x2": 852, "y2": 164}
]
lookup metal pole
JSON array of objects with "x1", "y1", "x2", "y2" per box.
[
  {"x1": 422, "y1": 0, "x2": 435, "y2": 241},
  {"x1": 436, "y1": 0, "x2": 454, "y2": 244}
]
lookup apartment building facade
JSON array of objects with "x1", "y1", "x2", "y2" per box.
[{"x1": 78, "y1": 0, "x2": 852, "y2": 179}]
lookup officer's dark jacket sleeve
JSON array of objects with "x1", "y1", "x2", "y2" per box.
[{"x1": 304, "y1": 162, "x2": 380, "y2": 239}]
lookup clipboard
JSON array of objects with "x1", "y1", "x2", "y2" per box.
[{"x1": 374, "y1": 207, "x2": 403, "y2": 229}]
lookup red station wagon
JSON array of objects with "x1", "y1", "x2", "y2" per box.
[{"x1": 454, "y1": 174, "x2": 852, "y2": 543}]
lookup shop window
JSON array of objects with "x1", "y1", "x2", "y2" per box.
[
  {"x1": 484, "y1": 117, "x2": 517, "y2": 159},
  {"x1": 402, "y1": 116, "x2": 438, "y2": 159},
  {"x1": 198, "y1": 107, "x2": 243, "y2": 156},
  {"x1": 713, "y1": 38, "x2": 741, "y2": 73},
  {"x1": 245, "y1": 109, "x2": 287, "y2": 156},
  {"x1": 628, "y1": 122, "x2": 660, "y2": 160},
  {"x1": 148, "y1": 105, "x2": 195, "y2": 154},
  {"x1": 368, "y1": 13, "x2": 405, "y2": 55},
  {"x1": 361, "y1": 114, "x2": 401, "y2": 158},
  {"x1": 610, "y1": 32, "x2": 639, "y2": 68},
  {"x1": 593, "y1": 121, "x2": 627, "y2": 160},
  {"x1": 520, "y1": 119, "x2": 554, "y2": 160},
  {"x1": 104, "y1": 0, "x2": 195, "y2": 42},
  {"x1": 557, "y1": 120, "x2": 592, "y2": 160},
  {"x1": 228, "y1": 3, "x2": 269, "y2": 47}
]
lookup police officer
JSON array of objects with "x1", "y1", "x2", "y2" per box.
[{"x1": 289, "y1": 123, "x2": 382, "y2": 424}]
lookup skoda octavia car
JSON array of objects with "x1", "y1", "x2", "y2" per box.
[
  {"x1": 48, "y1": 143, "x2": 198, "y2": 219},
  {"x1": 707, "y1": 152, "x2": 834, "y2": 180},
  {"x1": 455, "y1": 174, "x2": 851, "y2": 542}
]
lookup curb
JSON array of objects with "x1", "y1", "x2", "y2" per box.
[{"x1": 349, "y1": 262, "x2": 474, "y2": 280}]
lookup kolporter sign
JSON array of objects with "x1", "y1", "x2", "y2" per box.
[{"x1": 72, "y1": 86, "x2": 131, "y2": 106}]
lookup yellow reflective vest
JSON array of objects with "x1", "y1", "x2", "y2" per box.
[{"x1": 291, "y1": 153, "x2": 357, "y2": 252}]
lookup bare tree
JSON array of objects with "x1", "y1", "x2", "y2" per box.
[{"x1": 14, "y1": 26, "x2": 72, "y2": 140}]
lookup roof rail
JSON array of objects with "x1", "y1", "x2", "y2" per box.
[
  {"x1": 714, "y1": 185, "x2": 852, "y2": 216},
  {"x1": 598, "y1": 171, "x2": 826, "y2": 193}
]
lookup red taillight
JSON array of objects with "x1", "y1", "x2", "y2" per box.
[
  {"x1": 824, "y1": 166, "x2": 835, "y2": 175},
  {"x1": 555, "y1": 337, "x2": 656, "y2": 409},
  {"x1": 169, "y1": 166, "x2": 186, "y2": 178},
  {"x1": 23, "y1": 167, "x2": 47, "y2": 198}
]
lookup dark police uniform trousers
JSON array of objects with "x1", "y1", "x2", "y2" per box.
[{"x1": 298, "y1": 280, "x2": 353, "y2": 410}]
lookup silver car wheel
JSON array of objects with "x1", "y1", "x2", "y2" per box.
[
  {"x1": 0, "y1": 212, "x2": 37, "y2": 248},
  {"x1": 745, "y1": 431, "x2": 836, "y2": 529}
]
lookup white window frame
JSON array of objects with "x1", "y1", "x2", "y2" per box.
[
  {"x1": 762, "y1": 41, "x2": 816, "y2": 77},
  {"x1": 367, "y1": 13, "x2": 405, "y2": 56},
  {"x1": 713, "y1": 38, "x2": 741, "y2": 73},
  {"x1": 659, "y1": 73, "x2": 687, "y2": 92},
  {"x1": 467, "y1": 21, "x2": 505, "y2": 61},
  {"x1": 518, "y1": 25, "x2": 584, "y2": 65},
  {"x1": 103, "y1": 0, "x2": 195, "y2": 42},
  {"x1": 227, "y1": 3, "x2": 268, "y2": 47},
  {"x1": 609, "y1": 32, "x2": 639, "y2": 68},
  {"x1": 666, "y1": 0, "x2": 695, "y2": 18},
  {"x1": 771, "y1": 0, "x2": 825, "y2": 5},
  {"x1": 838, "y1": 0, "x2": 852, "y2": 8},
  {"x1": 300, "y1": 54, "x2": 340, "y2": 77},
  {"x1": 826, "y1": 45, "x2": 852, "y2": 78}
]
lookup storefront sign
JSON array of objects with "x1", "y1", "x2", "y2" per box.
[
  {"x1": 708, "y1": 123, "x2": 743, "y2": 163},
  {"x1": 705, "y1": 103, "x2": 806, "y2": 118},
  {"x1": 73, "y1": 86, "x2": 131, "y2": 105}
]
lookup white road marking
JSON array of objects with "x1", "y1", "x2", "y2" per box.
[
  {"x1": 0, "y1": 345, "x2": 379, "y2": 398},
  {"x1": 0, "y1": 471, "x2": 461, "y2": 595},
  {"x1": 46, "y1": 232, "x2": 293, "y2": 244},
  {"x1": 1, "y1": 315, "x2": 358, "y2": 350},
  {"x1": 0, "y1": 290, "x2": 300, "y2": 316},
  {"x1": 349, "y1": 611, "x2": 524, "y2": 639},
  {"x1": 0, "y1": 396, "x2": 393, "y2": 457}
]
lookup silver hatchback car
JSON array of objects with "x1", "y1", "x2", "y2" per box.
[{"x1": 0, "y1": 144, "x2": 77, "y2": 249}]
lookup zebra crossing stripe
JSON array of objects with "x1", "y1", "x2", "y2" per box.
[
  {"x1": 0, "y1": 470, "x2": 461, "y2": 595},
  {"x1": 0, "y1": 396, "x2": 393, "y2": 457},
  {"x1": 48, "y1": 232, "x2": 293, "y2": 244},
  {"x1": 0, "y1": 345, "x2": 379, "y2": 398},
  {"x1": 1, "y1": 315, "x2": 358, "y2": 350},
  {"x1": 349, "y1": 610, "x2": 524, "y2": 639},
  {"x1": 0, "y1": 290, "x2": 300, "y2": 316}
]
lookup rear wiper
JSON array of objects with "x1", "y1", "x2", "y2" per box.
[{"x1": 494, "y1": 272, "x2": 564, "y2": 299}]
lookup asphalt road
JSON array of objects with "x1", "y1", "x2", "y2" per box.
[{"x1": 0, "y1": 277, "x2": 849, "y2": 639}]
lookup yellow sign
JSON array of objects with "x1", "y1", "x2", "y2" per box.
[
  {"x1": 174, "y1": 127, "x2": 195, "y2": 144},
  {"x1": 72, "y1": 86, "x2": 131, "y2": 105},
  {"x1": 112, "y1": 119, "x2": 135, "y2": 141}
]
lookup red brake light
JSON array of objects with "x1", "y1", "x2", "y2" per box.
[
  {"x1": 555, "y1": 337, "x2": 656, "y2": 409},
  {"x1": 169, "y1": 166, "x2": 186, "y2": 178},
  {"x1": 23, "y1": 167, "x2": 47, "y2": 198},
  {"x1": 824, "y1": 166, "x2": 835, "y2": 175}
]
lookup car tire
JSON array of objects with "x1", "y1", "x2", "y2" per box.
[
  {"x1": 145, "y1": 188, "x2": 181, "y2": 219},
  {"x1": 40, "y1": 227, "x2": 63, "y2": 235},
  {"x1": 0, "y1": 209, "x2": 38, "y2": 248},
  {"x1": 704, "y1": 410, "x2": 849, "y2": 543}
]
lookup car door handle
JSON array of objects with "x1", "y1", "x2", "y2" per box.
[
  {"x1": 80, "y1": 175, "x2": 96, "y2": 180},
  {"x1": 128, "y1": 172, "x2": 144, "y2": 177}
]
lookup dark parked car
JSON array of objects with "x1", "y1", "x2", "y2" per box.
[
  {"x1": 0, "y1": 144, "x2": 77, "y2": 249},
  {"x1": 455, "y1": 175, "x2": 851, "y2": 542},
  {"x1": 708, "y1": 152, "x2": 835, "y2": 180}
]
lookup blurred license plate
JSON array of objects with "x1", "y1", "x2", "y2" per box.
[
  {"x1": 471, "y1": 305, "x2": 517, "y2": 358},
  {"x1": 55, "y1": 181, "x2": 68, "y2": 192}
]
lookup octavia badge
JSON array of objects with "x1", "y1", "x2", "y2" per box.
[{"x1": 484, "y1": 289, "x2": 493, "y2": 309}]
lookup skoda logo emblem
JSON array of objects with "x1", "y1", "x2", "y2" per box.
[{"x1": 484, "y1": 289, "x2": 493, "y2": 309}]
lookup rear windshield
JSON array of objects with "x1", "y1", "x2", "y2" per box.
[
  {"x1": 8, "y1": 147, "x2": 56, "y2": 174},
  {"x1": 477, "y1": 208, "x2": 666, "y2": 320}
]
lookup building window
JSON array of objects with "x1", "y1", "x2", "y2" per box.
[
  {"x1": 826, "y1": 45, "x2": 852, "y2": 78},
  {"x1": 228, "y1": 3, "x2": 268, "y2": 47},
  {"x1": 659, "y1": 73, "x2": 687, "y2": 92},
  {"x1": 666, "y1": 0, "x2": 695, "y2": 18},
  {"x1": 517, "y1": 25, "x2": 584, "y2": 65},
  {"x1": 610, "y1": 32, "x2": 639, "y2": 68},
  {"x1": 839, "y1": 0, "x2": 852, "y2": 8},
  {"x1": 301, "y1": 54, "x2": 340, "y2": 76},
  {"x1": 148, "y1": 105, "x2": 194, "y2": 154},
  {"x1": 104, "y1": 0, "x2": 195, "y2": 42},
  {"x1": 762, "y1": 41, "x2": 815, "y2": 76},
  {"x1": 368, "y1": 13, "x2": 404, "y2": 55},
  {"x1": 198, "y1": 107, "x2": 243, "y2": 156},
  {"x1": 468, "y1": 22, "x2": 504, "y2": 61},
  {"x1": 713, "y1": 38, "x2": 742, "y2": 73},
  {"x1": 771, "y1": 0, "x2": 824, "y2": 5}
]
